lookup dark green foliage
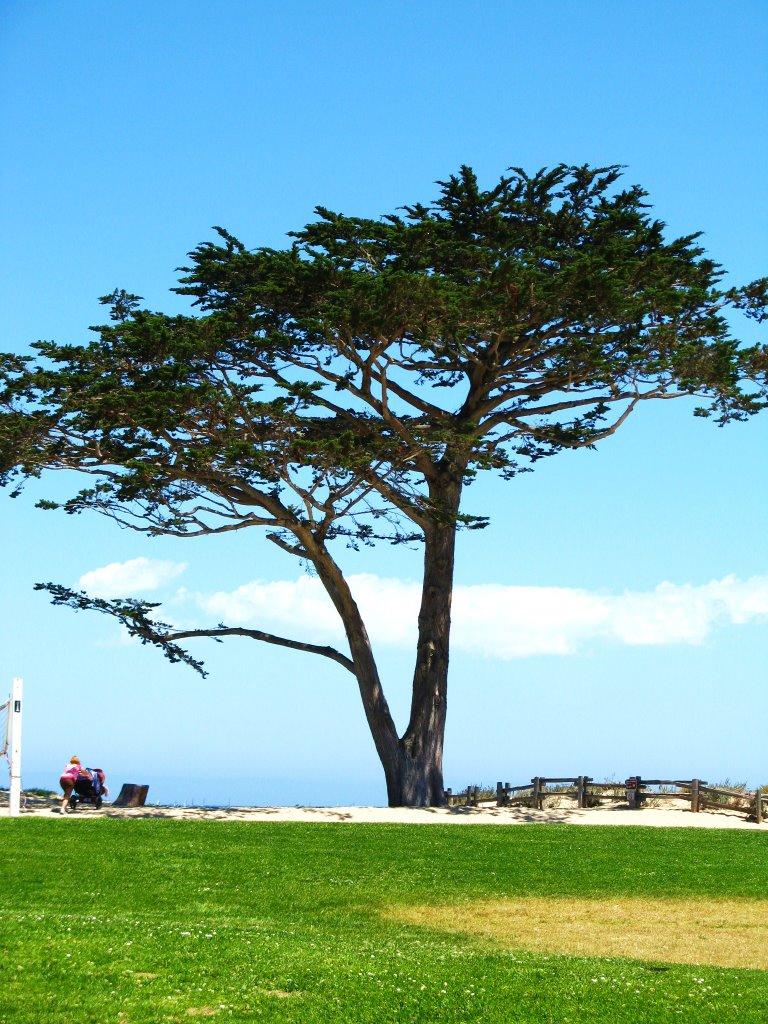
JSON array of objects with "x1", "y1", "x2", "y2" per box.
[{"x1": 2, "y1": 165, "x2": 764, "y2": 547}]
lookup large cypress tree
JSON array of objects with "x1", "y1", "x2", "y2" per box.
[{"x1": 1, "y1": 165, "x2": 765, "y2": 804}]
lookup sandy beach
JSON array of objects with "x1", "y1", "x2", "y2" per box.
[{"x1": 10, "y1": 795, "x2": 766, "y2": 829}]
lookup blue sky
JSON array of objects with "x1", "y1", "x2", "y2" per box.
[{"x1": 1, "y1": 1, "x2": 766, "y2": 805}]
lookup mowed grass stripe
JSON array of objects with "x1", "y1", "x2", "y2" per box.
[
  {"x1": 387, "y1": 897, "x2": 768, "y2": 969},
  {"x1": 5, "y1": 819, "x2": 768, "y2": 902}
]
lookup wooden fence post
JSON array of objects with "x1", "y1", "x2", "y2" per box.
[
  {"x1": 576, "y1": 776, "x2": 585, "y2": 808},
  {"x1": 626, "y1": 776, "x2": 641, "y2": 809},
  {"x1": 532, "y1": 777, "x2": 542, "y2": 809},
  {"x1": 690, "y1": 778, "x2": 700, "y2": 813},
  {"x1": 754, "y1": 788, "x2": 764, "y2": 824},
  {"x1": 496, "y1": 782, "x2": 503, "y2": 807}
]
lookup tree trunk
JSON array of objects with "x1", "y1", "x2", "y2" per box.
[
  {"x1": 308, "y1": 467, "x2": 462, "y2": 808},
  {"x1": 394, "y1": 470, "x2": 463, "y2": 807},
  {"x1": 383, "y1": 738, "x2": 447, "y2": 807}
]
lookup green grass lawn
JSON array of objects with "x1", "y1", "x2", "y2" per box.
[{"x1": 1, "y1": 820, "x2": 766, "y2": 1023}]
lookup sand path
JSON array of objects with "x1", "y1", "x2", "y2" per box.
[{"x1": 13, "y1": 797, "x2": 766, "y2": 828}]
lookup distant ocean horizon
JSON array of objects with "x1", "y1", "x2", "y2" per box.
[{"x1": 21, "y1": 770, "x2": 388, "y2": 808}]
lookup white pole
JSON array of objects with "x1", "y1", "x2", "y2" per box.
[{"x1": 9, "y1": 677, "x2": 22, "y2": 817}]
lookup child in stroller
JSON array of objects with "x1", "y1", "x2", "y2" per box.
[{"x1": 69, "y1": 768, "x2": 108, "y2": 811}]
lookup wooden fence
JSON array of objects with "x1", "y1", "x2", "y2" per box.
[{"x1": 446, "y1": 776, "x2": 765, "y2": 823}]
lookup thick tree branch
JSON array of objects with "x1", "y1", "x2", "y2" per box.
[{"x1": 166, "y1": 626, "x2": 356, "y2": 673}]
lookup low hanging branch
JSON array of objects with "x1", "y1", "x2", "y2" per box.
[
  {"x1": 35, "y1": 583, "x2": 210, "y2": 676},
  {"x1": 35, "y1": 583, "x2": 356, "y2": 676}
]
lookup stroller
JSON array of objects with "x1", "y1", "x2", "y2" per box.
[{"x1": 68, "y1": 768, "x2": 108, "y2": 811}]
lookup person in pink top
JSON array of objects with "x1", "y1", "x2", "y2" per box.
[{"x1": 59, "y1": 756, "x2": 90, "y2": 814}]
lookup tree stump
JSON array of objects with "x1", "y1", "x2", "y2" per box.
[{"x1": 112, "y1": 783, "x2": 150, "y2": 808}]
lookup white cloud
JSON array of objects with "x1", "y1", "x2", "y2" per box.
[
  {"x1": 79, "y1": 557, "x2": 188, "y2": 599},
  {"x1": 192, "y1": 572, "x2": 768, "y2": 660}
]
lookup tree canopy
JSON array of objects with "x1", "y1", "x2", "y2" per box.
[{"x1": 1, "y1": 164, "x2": 765, "y2": 804}]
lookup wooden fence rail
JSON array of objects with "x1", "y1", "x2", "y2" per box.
[
  {"x1": 444, "y1": 785, "x2": 483, "y2": 807},
  {"x1": 447, "y1": 775, "x2": 765, "y2": 823}
]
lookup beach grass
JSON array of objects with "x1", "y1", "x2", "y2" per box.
[{"x1": 1, "y1": 820, "x2": 767, "y2": 1022}]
